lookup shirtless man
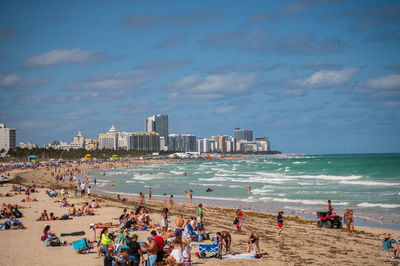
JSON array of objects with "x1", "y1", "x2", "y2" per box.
[
  {"x1": 68, "y1": 204, "x2": 76, "y2": 215},
  {"x1": 328, "y1": 200, "x2": 333, "y2": 215},
  {"x1": 82, "y1": 202, "x2": 94, "y2": 215},
  {"x1": 175, "y1": 214, "x2": 184, "y2": 240},
  {"x1": 220, "y1": 230, "x2": 232, "y2": 254},
  {"x1": 142, "y1": 235, "x2": 158, "y2": 266}
]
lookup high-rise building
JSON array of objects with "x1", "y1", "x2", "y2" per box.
[
  {"x1": 196, "y1": 138, "x2": 217, "y2": 153},
  {"x1": 237, "y1": 137, "x2": 270, "y2": 152},
  {"x1": 0, "y1": 123, "x2": 16, "y2": 156},
  {"x1": 168, "y1": 134, "x2": 196, "y2": 152},
  {"x1": 211, "y1": 135, "x2": 227, "y2": 153},
  {"x1": 234, "y1": 128, "x2": 253, "y2": 141},
  {"x1": 131, "y1": 132, "x2": 160, "y2": 151},
  {"x1": 145, "y1": 114, "x2": 168, "y2": 145}
]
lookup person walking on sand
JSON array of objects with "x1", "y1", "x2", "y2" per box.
[
  {"x1": 235, "y1": 209, "x2": 243, "y2": 234},
  {"x1": 169, "y1": 195, "x2": 174, "y2": 209},
  {"x1": 148, "y1": 187, "x2": 152, "y2": 201},
  {"x1": 277, "y1": 211, "x2": 284, "y2": 236},
  {"x1": 163, "y1": 193, "x2": 167, "y2": 203},
  {"x1": 189, "y1": 190, "x2": 193, "y2": 204}
]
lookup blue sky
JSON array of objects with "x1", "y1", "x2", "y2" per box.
[{"x1": 1, "y1": 0, "x2": 400, "y2": 154}]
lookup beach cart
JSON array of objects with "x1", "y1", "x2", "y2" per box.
[
  {"x1": 199, "y1": 244, "x2": 221, "y2": 259},
  {"x1": 72, "y1": 238, "x2": 93, "y2": 254}
]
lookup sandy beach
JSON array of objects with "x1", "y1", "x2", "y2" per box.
[{"x1": 1, "y1": 160, "x2": 400, "y2": 266}]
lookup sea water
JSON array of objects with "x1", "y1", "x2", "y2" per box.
[{"x1": 90, "y1": 154, "x2": 400, "y2": 229}]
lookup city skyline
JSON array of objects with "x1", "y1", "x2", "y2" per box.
[{"x1": 1, "y1": 1, "x2": 400, "y2": 154}]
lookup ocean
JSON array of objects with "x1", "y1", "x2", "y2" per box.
[{"x1": 90, "y1": 154, "x2": 400, "y2": 229}]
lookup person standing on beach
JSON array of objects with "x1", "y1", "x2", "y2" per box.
[
  {"x1": 148, "y1": 187, "x2": 152, "y2": 201},
  {"x1": 163, "y1": 193, "x2": 166, "y2": 203},
  {"x1": 94, "y1": 178, "x2": 96, "y2": 186},
  {"x1": 169, "y1": 195, "x2": 174, "y2": 209},
  {"x1": 277, "y1": 211, "x2": 284, "y2": 236},
  {"x1": 235, "y1": 209, "x2": 243, "y2": 234},
  {"x1": 347, "y1": 209, "x2": 354, "y2": 233},
  {"x1": 197, "y1": 203, "x2": 204, "y2": 232},
  {"x1": 80, "y1": 182, "x2": 85, "y2": 197},
  {"x1": 327, "y1": 200, "x2": 333, "y2": 215},
  {"x1": 189, "y1": 190, "x2": 193, "y2": 204}
]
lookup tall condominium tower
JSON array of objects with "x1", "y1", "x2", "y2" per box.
[
  {"x1": 234, "y1": 128, "x2": 253, "y2": 141},
  {"x1": 0, "y1": 123, "x2": 16, "y2": 155},
  {"x1": 145, "y1": 114, "x2": 168, "y2": 145}
]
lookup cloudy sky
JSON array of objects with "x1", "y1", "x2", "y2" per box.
[{"x1": 1, "y1": 0, "x2": 400, "y2": 154}]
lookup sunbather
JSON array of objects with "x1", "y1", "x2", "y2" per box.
[
  {"x1": 49, "y1": 212, "x2": 59, "y2": 220},
  {"x1": 43, "y1": 224, "x2": 60, "y2": 246}
]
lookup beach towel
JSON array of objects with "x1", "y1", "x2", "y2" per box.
[
  {"x1": 61, "y1": 231, "x2": 85, "y2": 237},
  {"x1": 222, "y1": 253, "x2": 257, "y2": 259}
]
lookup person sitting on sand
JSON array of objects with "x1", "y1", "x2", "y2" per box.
[
  {"x1": 68, "y1": 204, "x2": 76, "y2": 216},
  {"x1": 167, "y1": 239, "x2": 184, "y2": 266},
  {"x1": 163, "y1": 227, "x2": 175, "y2": 242},
  {"x1": 82, "y1": 202, "x2": 94, "y2": 215},
  {"x1": 49, "y1": 212, "x2": 59, "y2": 220},
  {"x1": 91, "y1": 199, "x2": 99, "y2": 208},
  {"x1": 37, "y1": 210, "x2": 49, "y2": 221},
  {"x1": 383, "y1": 233, "x2": 400, "y2": 257},
  {"x1": 247, "y1": 233, "x2": 261, "y2": 256},
  {"x1": 43, "y1": 224, "x2": 60, "y2": 246},
  {"x1": 60, "y1": 198, "x2": 69, "y2": 207},
  {"x1": 117, "y1": 194, "x2": 126, "y2": 202},
  {"x1": 9, "y1": 215, "x2": 27, "y2": 229}
]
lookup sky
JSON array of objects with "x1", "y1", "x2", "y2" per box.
[{"x1": 1, "y1": 0, "x2": 400, "y2": 154}]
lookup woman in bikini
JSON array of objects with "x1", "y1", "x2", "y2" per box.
[{"x1": 247, "y1": 232, "x2": 261, "y2": 256}]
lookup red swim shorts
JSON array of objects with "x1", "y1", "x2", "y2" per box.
[{"x1": 277, "y1": 222, "x2": 283, "y2": 228}]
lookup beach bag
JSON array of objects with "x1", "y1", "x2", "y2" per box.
[
  {"x1": 13, "y1": 210, "x2": 22, "y2": 218},
  {"x1": 60, "y1": 214, "x2": 70, "y2": 220},
  {"x1": 41, "y1": 235, "x2": 46, "y2": 241},
  {"x1": 233, "y1": 216, "x2": 239, "y2": 225}
]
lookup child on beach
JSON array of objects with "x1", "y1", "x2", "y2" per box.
[
  {"x1": 346, "y1": 209, "x2": 354, "y2": 233},
  {"x1": 169, "y1": 195, "x2": 174, "y2": 209},
  {"x1": 163, "y1": 193, "x2": 167, "y2": 203},
  {"x1": 277, "y1": 211, "x2": 284, "y2": 236},
  {"x1": 235, "y1": 209, "x2": 243, "y2": 234}
]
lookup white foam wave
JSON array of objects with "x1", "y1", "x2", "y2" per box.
[
  {"x1": 357, "y1": 202, "x2": 400, "y2": 208},
  {"x1": 292, "y1": 174, "x2": 361, "y2": 181},
  {"x1": 251, "y1": 188, "x2": 274, "y2": 195},
  {"x1": 132, "y1": 174, "x2": 165, "y2": 181},
  {"x1": 259, "y1": 197, "x2": 349, "y2": 206},
  {"x1": 188, "y1": 182, "x2": 224, "y2": 187},
  {"x1": 339, "y1": 180, "x2": 399, "y2": 187},
  {"x1": 293, "y1": 161, "x2": 307, "y2": 164}
]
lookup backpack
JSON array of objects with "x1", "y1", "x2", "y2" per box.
[{"x1": 233, "y1": 216, "x2": 239, "y2": 225}]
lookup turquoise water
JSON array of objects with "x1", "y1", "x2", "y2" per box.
[{"x1": 90, "y1": 154, "x2": 400, "y2": 228}]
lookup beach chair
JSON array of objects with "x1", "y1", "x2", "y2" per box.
[
  {"x1": 72, "y1": 238, "x2": 93, "y2": 254},
  {"x1": 199, "y1": 244, "x2": 221, "y2": 259}
]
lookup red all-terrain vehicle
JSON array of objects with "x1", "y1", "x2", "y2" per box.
[{"x1": 317, "y1": 212, "x2": 342, "y2": 229}]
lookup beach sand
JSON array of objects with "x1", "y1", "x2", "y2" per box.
[{"x1": 1, "y1": 161, "x2": 399, "y2": 265}]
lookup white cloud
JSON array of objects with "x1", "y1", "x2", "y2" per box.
[
  {"x1": 364, "y1": 74, "x2": 400, "y2": 90},
  {"x1": 63, "y1": 109, "x2": 95, "y2": 120},
  {"x1": 215, "y1": 106, "x2": 237, "y2": 114},
  {"x1": 163, "y1": 72, "x2": 257, "y2": 100},
  {"x1": 295, "y1": 68, "x2": 360, "y2": 88},
  {"x1": 65, "y1": 70, "x2": 155, "y2": 91},
  {"x1": 0, "y1": 72, "x2": 50, "y2": 90},
  {"x1": 22, "y1": 48, "x2": 120, "y2": 69}
]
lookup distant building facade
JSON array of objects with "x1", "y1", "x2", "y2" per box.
[
  {"x1": 19, "y1": 142, "x2": 38, "y2": 149},
  {"x1": 234, "y1": 128, "x2": 253, "y2": 141},
  {"x1": 145, "y1": 114, "x2": 168, "y2": 145},
  {"x1": 237, "y1": 136, "x2": 270, "y2": 152},
  {"x1": 131, "y1": 132, "x2": 160, "y2": 151},
  {"x1": 211, "y1": 135, "x2": 227, "y2": 153},
  {"x1": 86, "y1": 138, "x2": 98, "y2": 150},
  {"x1": 196, "y1": 138, "x2": 217, "y2": 153},
  {"x1": 168, "y1": 134, "x2": 196, "y2": 152},
  {"x1": 99, "y1": 125, "x2": 119, "y2": 150},
  {"x1": 0, "y1": 123, "x2": 16, "y2": 156}
]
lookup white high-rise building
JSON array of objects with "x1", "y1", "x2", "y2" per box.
[
  {"x1": 69, "y1": 131, "x2": 85, "y2": 149},
  {"x1": 0, "y1": 123, "x2": 16, "y2": 156},
  {"x1": 196, "y1": 138, "x2": 217, "y2": 153}
]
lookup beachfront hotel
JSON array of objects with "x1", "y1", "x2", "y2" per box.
[{"x1": 0, "y1": 123, "x2": 16, "y2": 156}]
